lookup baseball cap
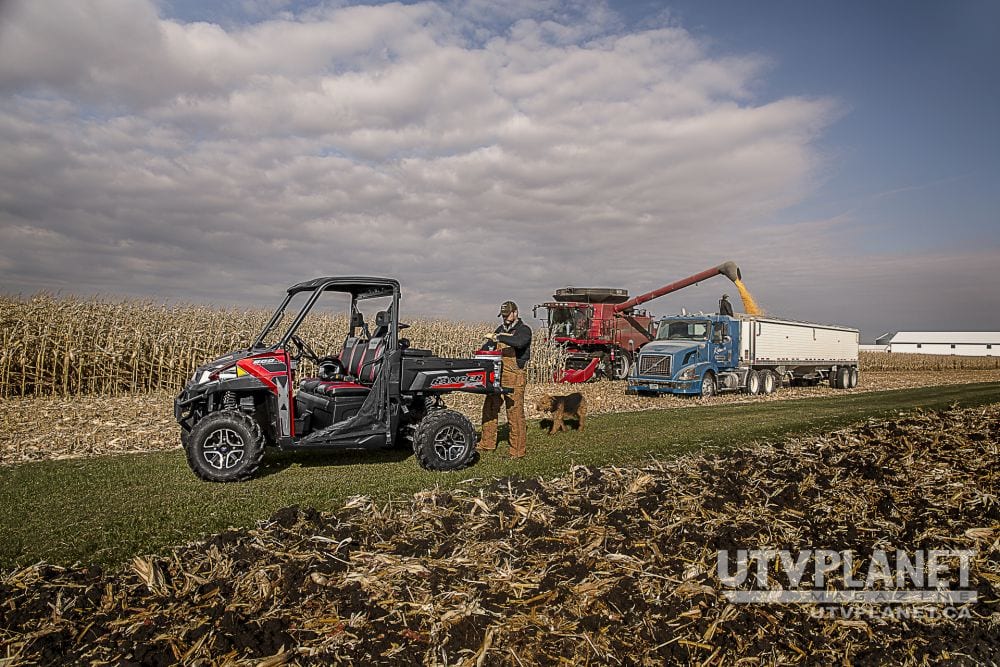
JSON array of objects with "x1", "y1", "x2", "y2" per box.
[{"x1": 498, "y1": 300, "x2": 518, "y2": 317}]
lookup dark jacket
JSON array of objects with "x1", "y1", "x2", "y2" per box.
[
  {"x1": 495, "y1": 319, "x2": 532, "y2": 369},
  {"x1": 719, "y1": 297, "x2": 734, "y2": 317}
]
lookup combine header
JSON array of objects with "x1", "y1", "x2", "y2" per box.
[{"x1": 535, "y1": 262, "x2": 743, "y2": 382}]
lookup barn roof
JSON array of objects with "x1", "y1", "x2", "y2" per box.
[{"x1": 886, "y1": 331, "x2": 1000, "y2": 345}]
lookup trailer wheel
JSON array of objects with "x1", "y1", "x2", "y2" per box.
[
  {"x1": 833, "y1": 366, "x2": 850, "y2": 389},
  {"x1": 700, "y1": 372, "x2": 717, "y2": 398},
  {"x1": 761, "y1": 371, "x2": 776, "y2": 394},
  {"x1": 745, "y1": 370, "x2": 761, "y2": 395},
  {"x1": 184, "y1": 410, "x2": 265, "y2": 482},
  {"x1": 848, "y1": 367, "x2": 859, "y2": 388},
  {"x1": 413, "y1": 409, "x2": 477, "y2": 471}
]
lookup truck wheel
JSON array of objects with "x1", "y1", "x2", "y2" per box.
[
  {"x1": 610, "y1": 350, "x2": 633, "y2": 381},
  {"x1": 849, "y1": 367, "x2": 859, "y2": 388},
  {"x1": 184, "y1": 410, "x2": 265, "y2": 482},
  {"x1": 745, "y1": 370, "x2": 761, "y2": 395},
  {"x1": 836, "y1": 366, "x2": 851, "y2": 389},
  {"x1": 700, "y1": 372, "x2": 717, "y2": 398},
  {"x1": 413, "y1": 409, "x2": 476, "y2": 471},
  {"x1": 761, "y1": 371, "x2": 776, "y2": 394}
]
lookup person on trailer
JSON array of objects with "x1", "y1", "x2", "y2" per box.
[
  {"x1": 479, "y1": 301, "x2": 532, "y2": 458},
  {"x1": 719, "y1": 293, "x2": 734, "y2": 317}
]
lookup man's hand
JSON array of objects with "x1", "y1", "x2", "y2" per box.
[{"x1": 485, "y1": 332, "x2": 498, "y2": 342}]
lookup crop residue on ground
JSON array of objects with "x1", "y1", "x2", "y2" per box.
[{"x1": 2, "y1": 404, "x2": 997, "y2": 665}]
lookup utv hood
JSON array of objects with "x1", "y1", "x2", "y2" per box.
[{"x1": 188, "y1": 349, "x2": 257, "y2": 385}]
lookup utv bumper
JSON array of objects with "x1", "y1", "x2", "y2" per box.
[{"x1": 174, "y1": 385, "x2": 207, "y2": 432}]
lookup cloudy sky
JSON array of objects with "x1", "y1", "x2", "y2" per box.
[{"x1": 1, "y1": 0, "x2": 997, "y2": 340}]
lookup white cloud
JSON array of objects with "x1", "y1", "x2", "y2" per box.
[{"x1": 5, "y1": 0, "x2": 937, "y2": 334}]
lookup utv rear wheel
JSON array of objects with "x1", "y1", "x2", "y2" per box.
[
  {"x1": 185, "y1": 410, "x2": 265, "y2": 482},
  {"x1": 413, "y1": 409, "x2": 476, "y2": 471}
]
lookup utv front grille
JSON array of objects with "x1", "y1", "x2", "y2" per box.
[{"x1": 638, "y1": 354, "x2": 671, "y2": 377}]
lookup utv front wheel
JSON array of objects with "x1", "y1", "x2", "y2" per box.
[
  {"x1": 413, "y1": 409, "x2": 476, "y2": 471},
  {"x1": 185, "y1": 410, "x2": 265, "y2": 482}
]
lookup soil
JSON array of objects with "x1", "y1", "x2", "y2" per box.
[{"x1": 2, "y1": 404, "x2": 998, "y2": 665}]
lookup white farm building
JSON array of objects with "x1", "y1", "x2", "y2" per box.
[{"x1": 874, "y1": 332, "x2": 1000, "y2": 356}]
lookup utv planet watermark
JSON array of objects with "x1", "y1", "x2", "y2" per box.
[{"x1": 717, "y1": 549, "x2": 977, "y2": 618}]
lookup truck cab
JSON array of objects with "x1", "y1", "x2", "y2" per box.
[
  {"x1": 628, "y1": 312, "x2": 860, "y2": 397},
  {"x1": 627, "y1": 314, "x2": 740, "y2": 397}
]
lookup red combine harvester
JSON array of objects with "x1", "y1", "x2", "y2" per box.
[{"x1": 534, "y1": 262, "x2": 743, "y2": 382}]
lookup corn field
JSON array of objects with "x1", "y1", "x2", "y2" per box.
[
  {"x1": 0, "y1": 294, "x2": 565, "y2": 397},
  {"x1": 3, "y1": 295, "x2": 995, "y2": 398},
  {"x1": 859, "y1": 350, "x2": 1000, "y2": 371}
]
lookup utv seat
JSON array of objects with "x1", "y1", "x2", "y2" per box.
[
  {"x1": 299, "y1": 379, "x2": 369, "y2": 397},
  {"x1": 298, "y1": 310, "x2": 390, "y2": 395},
  {"x1": 347, "y1": 310, "x2": 391, "y2": 385}
]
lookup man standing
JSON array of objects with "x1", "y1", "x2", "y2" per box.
[
  {"x1": 719, "y1": 294, "x2": 734, "y2": 317},
  {"x1": 479, "y1": 301, "x2": 532, "y2": 458}
]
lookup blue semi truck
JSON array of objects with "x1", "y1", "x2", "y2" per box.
[{"x1": 627, "y1": 313, "x2": 860, "y2": 397}]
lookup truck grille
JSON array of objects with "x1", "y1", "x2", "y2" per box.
[{"x1": 638, "y1": 354, "x2": 671, "y2": 377}]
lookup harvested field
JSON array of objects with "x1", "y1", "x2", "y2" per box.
[
  {"x1": 2, "y1": 404, "x2": 998, "y2": 665},
  {"x1": 2, "y1": 371, "x2": 999, "y2": 467}
]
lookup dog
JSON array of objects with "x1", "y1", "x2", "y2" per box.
[{"x1": 534, "y1": 392, "x2": 587, "y2": 434}]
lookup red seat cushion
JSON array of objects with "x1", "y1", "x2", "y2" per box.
[{"x1": 305, "y1": 380, "x2": 369, "y2": 397}]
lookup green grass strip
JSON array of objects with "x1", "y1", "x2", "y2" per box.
[{"x1": 2, "y1": 382, "x2": 998, "y2": 571}]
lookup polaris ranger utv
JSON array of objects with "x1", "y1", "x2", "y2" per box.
[{"x1": 174, "y1": 277, "x2": 503, "y2": 482}]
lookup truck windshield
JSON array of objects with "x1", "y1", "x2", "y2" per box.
[
  {"x1": 548, "y1": 306, "x2": 591, "y2": 338},
  {"x1": 656, "y1": 320, "x2": 710, "y2": 341}
]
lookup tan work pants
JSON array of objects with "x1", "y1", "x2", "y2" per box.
[{"x1": 480, "y1": 366, "x2": 527, "y2": 457}]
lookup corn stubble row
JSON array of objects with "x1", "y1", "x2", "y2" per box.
[
  {"x1": 4, "y1": 294, "x2": 999, "y2": 398},
  {"x1": 2, "y1": 404, "x2": 998, "y2": 664}
]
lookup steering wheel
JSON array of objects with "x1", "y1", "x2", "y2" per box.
[
  {"x1": 316, "y1": 355, "x2": 347, "y2": 380},
  {"x1": 288, "y1": 334, "x2": 319, "y2": 363}
]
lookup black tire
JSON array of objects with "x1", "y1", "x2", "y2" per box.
[
  {"x1": 700, "y1": 372, "x2": 717, "y2": 398},
  {"x1": 610, "y1": 350, "x2": 632, "y2": 381},
  {"x1": 413, "y1": 409, "x2": 477, "y2": 471},
  {"x1": 849, "y1": 367, "x2": 859, "y2": 388},
  {"x1": 745, "y1": 370, "x2": 761, "y2": 395},
  {"x1": 835, "y1": 366, "x2": 851, "y2": 390},
  {"x1": 184, "y1": 410, "x2": 265, "y2": 482},
  {"x1": 761, "y1": 370, "x2": 776, "y2": 394}
]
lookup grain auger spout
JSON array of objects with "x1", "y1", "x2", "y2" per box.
[{"x1": 612, "y1": 261, "x2": 743, "y2": 313}]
